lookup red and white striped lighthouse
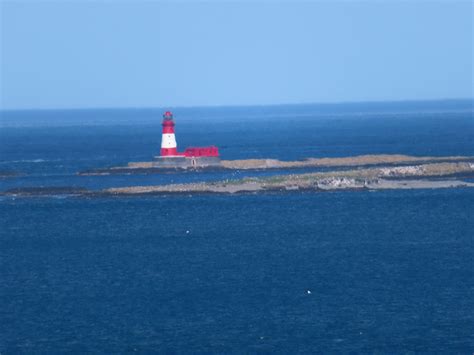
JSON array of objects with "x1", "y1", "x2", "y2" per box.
[
  {"x1": 157, "y1": 111, "x2": 220, "y2": 164},
  {"x1": 160, "y1": 111, "x2": 178, "y2": 156}
]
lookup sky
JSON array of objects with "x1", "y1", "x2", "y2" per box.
[{"x1": 0, "y1": 1, "x2": 472, "y2": 110}]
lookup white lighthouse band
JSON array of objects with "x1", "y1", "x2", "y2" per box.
[{"x1": 161, "y1": 133, "x2": 177, "y2": 149}]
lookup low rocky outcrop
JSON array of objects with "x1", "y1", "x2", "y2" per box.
[
  {"x1": 5, "y1": 159, "x2": 474, "y2": 198},
  {"x1": 78, "y1": 154, "x2": 474, "y2": 175},
  {"x1": 104, "y1": 161, "x2": 474, "y2": 196}
]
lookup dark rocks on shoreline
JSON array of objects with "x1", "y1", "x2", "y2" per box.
[
  {"x1": 4, "y1": 186, "x2": 90, "y2": 196},
  {"x1": 0, "y1": 170, "x2": 22, "y2": 179}
]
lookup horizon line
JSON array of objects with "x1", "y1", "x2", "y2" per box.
[{"x1": 1, "y1": 97, "x2": 473, "y2": 112}]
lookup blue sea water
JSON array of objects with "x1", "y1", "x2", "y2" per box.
[{"x1": 1, "y1": 101, "x2": 473, "y2": 352}]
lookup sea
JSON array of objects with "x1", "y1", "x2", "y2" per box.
[{"x1": 1, "y1": 100, "x2": 473, "y2": 352}]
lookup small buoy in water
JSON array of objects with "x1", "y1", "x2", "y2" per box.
[
  {"x1": 186, "y1": 230, "x2": 190, "y2": 234},
  {"x1": 307, "y1": 290, "x2": 311, "y2": 294}
]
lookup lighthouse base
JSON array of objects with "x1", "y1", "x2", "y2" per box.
[{"x1": 152, "y1": 156, "x2": 221, "y2": 169}]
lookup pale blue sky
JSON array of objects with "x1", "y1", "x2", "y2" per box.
[{"x1": 1, "y1": 1, "x2": 472, "y2": 109}]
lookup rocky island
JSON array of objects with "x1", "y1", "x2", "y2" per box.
[
  {"x1": 103, "y1": 161, "x2": 474, "y2": 196},
  {"x1": 2, "y1": 152, "x2": 473, "y2": 198},
  {"x1": 79, "y1": 154, "x2": 473, "y2": 175},
  {"x1": 5, "y1": 157, "x2": 473, "y2": 198}
]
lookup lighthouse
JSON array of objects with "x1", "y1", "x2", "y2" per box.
[
  {"x1": 154, "y1": 111, "x2": 221, "y2": 168},
  {"x1": 161, "y1": 111, "x2": 178, "y2": 156}
]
